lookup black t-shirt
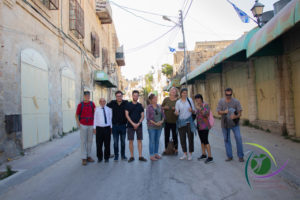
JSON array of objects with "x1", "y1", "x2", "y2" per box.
[
  {"x1": 125, "y1": 102, "x2": 144, "y2": 128},
  {"x1": 107, "y1": 100, "x2": 128, "y2": 125}
]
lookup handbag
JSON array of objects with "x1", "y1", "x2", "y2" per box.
[{"x1": 187, "y1": 98, "x2": 196, "y2": 120}]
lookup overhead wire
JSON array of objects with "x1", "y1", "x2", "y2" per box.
[
  {"x1": 183, "y1": 0, "x2": 193, "y2": 19},
  {"x1": 126, "y1": 25, "x2": 177, "y2": 53},
  {"x1": 110, "y1": 1, "x2": 173, "y2": 27},
  {"x1": 110, "y1": 1, "x2": 176, "y2": 19}
]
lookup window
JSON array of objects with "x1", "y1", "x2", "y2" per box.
[
  {"x1": 69, "y1": 0, "x2": 84, "y2": 39},
  {"x1": 40, "y1": 0, "x2": 59, "y2": 10},
  {"x1": 91, "y1": 32, "x2": 100, "y2": 58},
  {"x1": 102, "y1": 47, "x2": 108, "y2": 68}
]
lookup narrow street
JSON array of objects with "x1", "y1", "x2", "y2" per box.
[{"x1": 0, "y1": 119, "x2": 299, "y2": 200}]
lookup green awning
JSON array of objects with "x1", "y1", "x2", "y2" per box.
[
  {"x1": 180, "y1": 58, "x2": 215, "y2": 85},
  {"x1": 180, "y1": 28, "x2": 258, "y2": 85},
  {"x1": 214, "y1": 27, "x2": 259, "y2": 63},
  {"x1": 94, "y1": 70, "x2": 116, "y2": 88},
  {"x1": 247, "y1": 0, "x2": 300, "y2": 57}
]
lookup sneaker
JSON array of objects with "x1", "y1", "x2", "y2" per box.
[
  {"x1": 105, "y1": 159, "x2": 109, "y2": 163},
  {"x1": 82, "y1": 159, "x2": 87, "y2": 166},
  {"x1": 114, "y1": 156, "x2": 118, "y2": 161},
  {"x1": 110, "y1": 154, "x2": 114, "y2": 158},
  {"x1": 225, "y1": 157, "x2": 233, "y2": 162},
  {"x1": 128, "y1": 157, "x2": 135, "y2": 163},
  {"x1": 139, "y1": 157, "x2": 147, "y2": 162},
  {"x1": 180, "y1": 154, "x2": 187, "y2": 160},
  {"x1": 188, "y1": 153, "x2": 193, "y2": 161},
  {"x1": 197, "y1": 154, "x2": 207, "y2": 160},
  {"x1": 239, "y1": 158, "x2": 244, "y2": 162},
  {"x1": 97, "y1": 159, "x2": 102, "y2": 163},
  {"x1": 205, "y1": 157, "x2": 213, "y2": 164},
  {"x1": 122, "y1": 156, "x2": 128, "y2": 161}
]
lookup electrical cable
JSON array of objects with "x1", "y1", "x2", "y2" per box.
[
  {"x1": 183, "y1": 0, "x2": 193, "y2": 19},
  {"x1": 126, "y1": 26, "x2": 177, "y2": 53},
  {"x1": 110, "y1": 1, "x2": 173, "y2": 27},
  {"x1": 110, "y1": 1, "x2": 176, "y2": 19}
]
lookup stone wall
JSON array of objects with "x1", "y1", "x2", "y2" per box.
[{"x1": 0, "y1": 0, "x2": 121, "y2": 163}]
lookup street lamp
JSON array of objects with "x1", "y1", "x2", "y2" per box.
[{"x1": 251, "y1": 0, "x2": 265, "y2": 27}]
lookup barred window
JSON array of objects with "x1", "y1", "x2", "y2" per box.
[
  {"x1": 102, "y1": 48, "x2": 108, "y2": 68},
  {"x1": 69, "y1": 0, "x2": 84, "y2": 39},
  {"x1": 91, "y1": 32, "x2": 100, "y2": 58},
  {"x1": 40, "y1": 0, "x2": 59, "y2": 10}
]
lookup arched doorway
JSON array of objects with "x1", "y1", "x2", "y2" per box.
[
  {"x1": 61, "y1": 67, "x2": 76, "y2": 133},
  {"x1": 21, "y1": 48, "x2": 50, "y2": 149}
]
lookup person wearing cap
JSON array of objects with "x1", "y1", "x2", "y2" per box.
[{"x1": 75, "y1": 91, "x2": 96, "y2": 166}]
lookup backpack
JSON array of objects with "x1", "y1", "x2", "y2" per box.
[
  {"x1": 164, "y1": 140, "x2": 176, "y2": 155},
  {"x1": 79, "y1": 101, "x2": 94, "y2": 122}
]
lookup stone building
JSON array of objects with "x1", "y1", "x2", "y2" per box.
[
  {"x1": 0, "y1": 0, "x2": 125, "y2": 163},
  {"x1": 181, "y1": 0, "x2": 300, "y2": 138},
  {"x1": 172, "y1": 41, "x2": 233, "y2": 77}
]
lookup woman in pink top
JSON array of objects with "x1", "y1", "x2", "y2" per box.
[{"x1": 195, "y1": 94, "x2": 213, "y2": 164}]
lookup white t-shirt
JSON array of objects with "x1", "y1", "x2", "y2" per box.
[{"x1": 175, "y1": 97, "x2": 195, "y2": 120}]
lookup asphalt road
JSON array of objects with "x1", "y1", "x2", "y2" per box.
[{"x1": 0, "y1": 120, "x2": 299, "y2": 200}]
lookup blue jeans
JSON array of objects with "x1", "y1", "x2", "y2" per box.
[
  {"x1": 222, "y1": 126, "x2": 244, "y2": 158},
  {"x1": 112, "y1": 124, "x2": 127, "y2": 158},
  {"x1": 148, "y1": 129, "x2": 162, "y2": 156}
]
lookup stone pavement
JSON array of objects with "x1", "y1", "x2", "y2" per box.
[{"x1": 0, "y1": 119, "x2": 299, "y2": 200}]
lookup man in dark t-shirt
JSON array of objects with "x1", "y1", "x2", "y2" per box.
[
  {"x1": 107, "y1": 90, "x2": 128, "y2": 161},
  {"x1": 125, "y1": 90, "x2": 147, "y2": 162}
]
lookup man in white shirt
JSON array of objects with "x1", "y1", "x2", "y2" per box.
[{"x1": 93, "y1": 98, "x2": 112, "y2": 163}]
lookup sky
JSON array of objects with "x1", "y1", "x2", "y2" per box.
[{"x1": 110, "y1": 0, "x2": 278, "y2": 80}]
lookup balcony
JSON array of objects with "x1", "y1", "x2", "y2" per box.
[
  {"x1": 96, "y1": 0, "x2": 112, "y2": 24},
  {"x1": 116, "y1": 46, "x2": 125, "y2": 66}
]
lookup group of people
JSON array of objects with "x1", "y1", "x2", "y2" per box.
[{"x1": 75, "y1": 86, "x2": 244, "y2": 166}]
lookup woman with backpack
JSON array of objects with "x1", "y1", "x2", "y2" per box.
[
  {"x1": 175, "y1": 88, "x2": 197, "y2": 161},
  {"x1": 146, "y1": 93, "x2": 165, "y2": 161},
  {"x1": 195, "y1": 94, "x2": 213, "y2": 164}
]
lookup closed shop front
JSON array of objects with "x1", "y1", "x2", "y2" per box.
[
  {"x1": 207, "y1": 74, "x2": 222, "y2": 116},
  {"x1": 290, "y1": 48, "x2": 300, "y2": 137},
  {"x1": 224, "y1": 64, "x2": 249, "y2": 119},
  {"x1": 255, "y1": 57, "x2": 279, "y2": 121},
  {"x1": 62, "y1": 68, "x2": 76, "y2": 133},
  {"x1": 21, "y1": 49, "x2": 50, "y2": 149}
]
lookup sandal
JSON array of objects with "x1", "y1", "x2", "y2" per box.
[{"x1": 150, "y1": 156, "x2": 158, "y2": 161}]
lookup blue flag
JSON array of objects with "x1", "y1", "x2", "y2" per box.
[
  {"x1": 169, "y1": 47, "x2": 176, "y2": 52},
  {"x1": 227, "y1": 0, "x2": 250, "y2": 23}
]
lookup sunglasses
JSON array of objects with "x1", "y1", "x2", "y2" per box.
[{"x1": 226, "y1": 94, "x2": 232, "y2": 96}]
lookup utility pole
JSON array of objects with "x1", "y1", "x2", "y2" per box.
[{"x1": 179, "y1": 10, "x2": 188, "y2": 88}]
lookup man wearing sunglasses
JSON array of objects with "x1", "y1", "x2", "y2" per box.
[{"x1": 217, "y1": 88, "x2": 244, "y2": 162}]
